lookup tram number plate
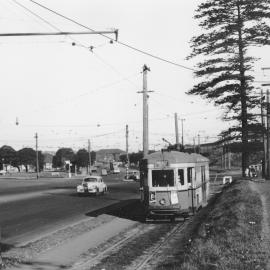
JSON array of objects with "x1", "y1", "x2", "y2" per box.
[
  {"x1": 154, "y1": 160, "x2": 169, "y2": 168},
  {"x1": 171, "y1": 191, "x2": 179, "y2": 205}
]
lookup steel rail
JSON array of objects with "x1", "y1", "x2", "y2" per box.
[{"x1": 134, "y1": 222, "x2": 186, "y2": 270}]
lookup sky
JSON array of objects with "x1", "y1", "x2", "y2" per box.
[{"x1": 0, "y1": 0, "x2": 269, "y2": 153}]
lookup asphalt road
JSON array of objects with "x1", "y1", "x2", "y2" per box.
[{"x1": 0, "y1": 172, "x2": 140, "y2": 247}]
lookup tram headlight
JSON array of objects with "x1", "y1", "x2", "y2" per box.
[
  {"x1": 150, "y1": 192, "x2": 156, "y2": 202},
  {"x1": 159, "y1": 198, "x2": 166, "y2": 205}
]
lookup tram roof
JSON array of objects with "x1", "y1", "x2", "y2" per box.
[{"x1": 144, "y1": 151, "x2": 209, "y2": 164}]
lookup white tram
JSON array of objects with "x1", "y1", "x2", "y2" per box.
[{"x1": 139, "y1": 151, "x2": 209, "y2": 220}]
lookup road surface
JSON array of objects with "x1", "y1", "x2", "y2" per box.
[{"x1": 0, "y1": 173, "x2": 140, "y2": 246}]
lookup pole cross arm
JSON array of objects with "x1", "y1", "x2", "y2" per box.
[{"x1": 0, "y1": 30, "x2": 119, "y2": 41}]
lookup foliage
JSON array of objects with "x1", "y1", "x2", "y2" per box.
[
  {"x1": 37, "y1": 151, "x2": 44, "y2": 171},
  {"x1": 75, "y1": 149, "x2": 89, "y2": 168},
  {"x1": 177, "y1": 181, "x2": 266, "y2": 270},
  {"x1": 120, "y1": 151, "x2": 144, "y2": 165},
  {"x1": 52, "y1": 148, "x2": 75, "y2": 168},
  {"x1": 0, "y1": 145, "x2": 17, "y2": 170},
  {"x1": 17, "y1": 147, "x2": 36, "y2": 172},
  {"x1": 188, "y1": 0, "x2": 270, "y2": 174}
]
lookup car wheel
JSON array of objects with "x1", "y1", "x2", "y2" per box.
[{"x1": 96, "y1": 188, "x2": 100, "y2": 196}]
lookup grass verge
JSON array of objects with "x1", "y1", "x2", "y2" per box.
[{"x1": 174, "y1": 180, "x2": 266, "y2": 270}]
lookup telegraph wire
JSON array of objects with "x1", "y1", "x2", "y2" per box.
[
  {"x1": 28, "y1": 0, "x2": 196, "y2": 71},
  {"x1": 11, "y1": 0, "x2": 62, "y2": 32},
  {"x1": 10, "y1": 0, "x2": 90, "y2": 50},
  {"x1": 92, "y1": 51, "x2": 140, "y2": 90}
]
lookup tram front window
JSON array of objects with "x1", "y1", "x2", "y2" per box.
[{"x1": 152, "y1": 170, "x2": 174, "y2": 187}]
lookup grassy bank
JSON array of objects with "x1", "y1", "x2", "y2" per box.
[{"x1": 179, "y1": 181, "x2": 266, "y2": 270}]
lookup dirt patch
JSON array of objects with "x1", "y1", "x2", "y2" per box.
[{"x1": 1, "y1": 215, "x2": 115, "y2": 269}]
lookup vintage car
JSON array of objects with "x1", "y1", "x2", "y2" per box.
[
  {"x1": 124, "y1": 170, "x2": 140, "y2": 181},
  {"x1": 77, "y1": 176, "x2": 107, "y2": 195}
]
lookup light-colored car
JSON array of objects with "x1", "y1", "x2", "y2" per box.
[
  {"x1": 0, "y1": 170, "x2": 6, "y2": 175},
  {"x1": 77, "y1": 176, "x2": 107, "y2": 195},
  {"x1": 124, "y1": 170, "x2": 140, "y2": 181}
]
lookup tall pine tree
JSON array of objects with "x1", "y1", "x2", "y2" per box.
[{"x1": 188, "y1": 0, "x2": 270, "y2": 175}]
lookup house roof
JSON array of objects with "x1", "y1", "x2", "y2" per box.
[{"x1": 144, "y1": 151, "x2": 209, "y2": 164}]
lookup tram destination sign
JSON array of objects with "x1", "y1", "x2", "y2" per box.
[{"x1": 154, "y1": 160, "x2": 169, "y2": 168}]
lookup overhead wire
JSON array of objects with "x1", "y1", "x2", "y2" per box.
[
  {"x1": 10, "y1": 0, "x2": 89, "y2": 49},
  {"x1": 11, "y1": 0, "x2": 62, "y2": 32},
  {"x1": 9, "y1": 0, "x2": 143, "y2": 119},
  {"x1": 28, "y1": 0, "x2": 196, "y2": 71}
]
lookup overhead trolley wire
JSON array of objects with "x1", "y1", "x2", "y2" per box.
[
  {"x1": 10, "y1": 0, "x2": 94, "y2": 50},
  {"x1": 11, "y1": 0, "x2": 62, "y2": 32},
  {"x1": 28, "y1": 0, "x2": 196, "y2": 71}
]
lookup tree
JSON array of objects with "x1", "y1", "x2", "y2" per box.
[
  {"x1": 53, "y1": 148, "x2": 75, "y2": 168},
  {"x1": 75, "y1": 149, "x2": 89, "y2": 169},
  {"x1": 0, "y1": 145, "x2": 17, "y2": 170},
  {"x1": 17, "y1": 148, "x2": 36, "y2": 172},
  {"x1": 37, "y1": 151, "x2": 44, "y2": 172},
  {"x1": 188, "y1": 0, "x2": 270, "y2": 175}
]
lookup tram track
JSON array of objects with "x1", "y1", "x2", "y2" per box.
[
  {"x1": 129, "y1": 221, "x2": 187, "y2": 270},
  {"x1": 72, "y1": 219, "x2": 187, "y2": 270}
]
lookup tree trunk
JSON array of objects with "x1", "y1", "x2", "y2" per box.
[{"x1": 237, "y1": 2, "x2": 249, "y2": 177}]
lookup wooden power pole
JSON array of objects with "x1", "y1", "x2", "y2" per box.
[
  {"x1": 126, "y1": 125, "x2": 129, "y2": 166},
  {"x1": 126, "y1": 125, "x2": 130, "y2": 179},
  {"x1": 88, "y1": 139, "x2": 91, "y2": 174},
  {"x1": 175, "y1": 113, "x2": 179, "y2": 145},
  {"x1": 267, "y1": 90, "x2": 270, "y2": 179},
  {"x1": 35, "y1": 133, "x2": 39, "y2": 179},
  {"x1": 261, "y1": 89, "x2": 267, "y2": 178},
  {"x1": 181, "y1": 118, "x2": 185, "y2": 148},
  {"x1": 138, "y1": 65, "x2": 153, "y2": 157}
]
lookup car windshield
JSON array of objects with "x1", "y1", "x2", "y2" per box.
[{"x1": 84, "y1": 178, "x2": 98, "y2": 183}]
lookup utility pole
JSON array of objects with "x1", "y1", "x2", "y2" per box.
[
  {"x1": 126, "y1": 125, "x2": 129, "y2": 165},
  {"x1": 138, "y1": 65, "x2": 153, "y2": 157},
  {"x1": 181, "y1": 118, "x2": 186, "y2": 148},
  {"x1": 267, "y1": 89, "x2": 270, "y2": 179},
  {"x1": 261, "y1": 68, "x2": 270, "y2": 178},
  {"x1": 228, "y1": 150, "x2": 231, "y2": 170},
  {"x1": 126, "y1": 125, "x2": 130, "y2": 179},
  {"x1": 193, "y1": 137, "x2": 196, "y2": 153},
  {"x1": 88, "y1": 139, "x2": 91, "y2": 174},
  {"x1": 35, "y1": 133, "x2": 39, "y2": 179},
  {"x1": 261, "y1": 89, "x2": 267, "y2": 177},
  {"x1": 198, "y1": 134, "x2": 201, "y2": 154},
  {"x1": 174, "y1": 113, "x2": 180, "y2": 146}
]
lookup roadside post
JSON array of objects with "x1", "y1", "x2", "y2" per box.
[{"x1": 65, "y1": 160, "x2": 71, "y2": 178}]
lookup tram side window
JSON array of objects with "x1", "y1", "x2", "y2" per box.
[
  {"x1": 178, "y1": 169, "x2": 184, "y2": 185},
  {"x1": 152, "y1": 170, "x2": 174, "y2": 187},
  {"x1": 187, "y1": 167, "x2": 193, "y2": 184}
]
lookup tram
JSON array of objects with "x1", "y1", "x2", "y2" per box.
[{"x1": 139, "y1": 150, "x2": 209, "y2": 220}]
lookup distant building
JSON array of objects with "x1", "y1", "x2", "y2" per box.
[{"x1": 96, "y1": 149, "x2": 125, "y2": 163}]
